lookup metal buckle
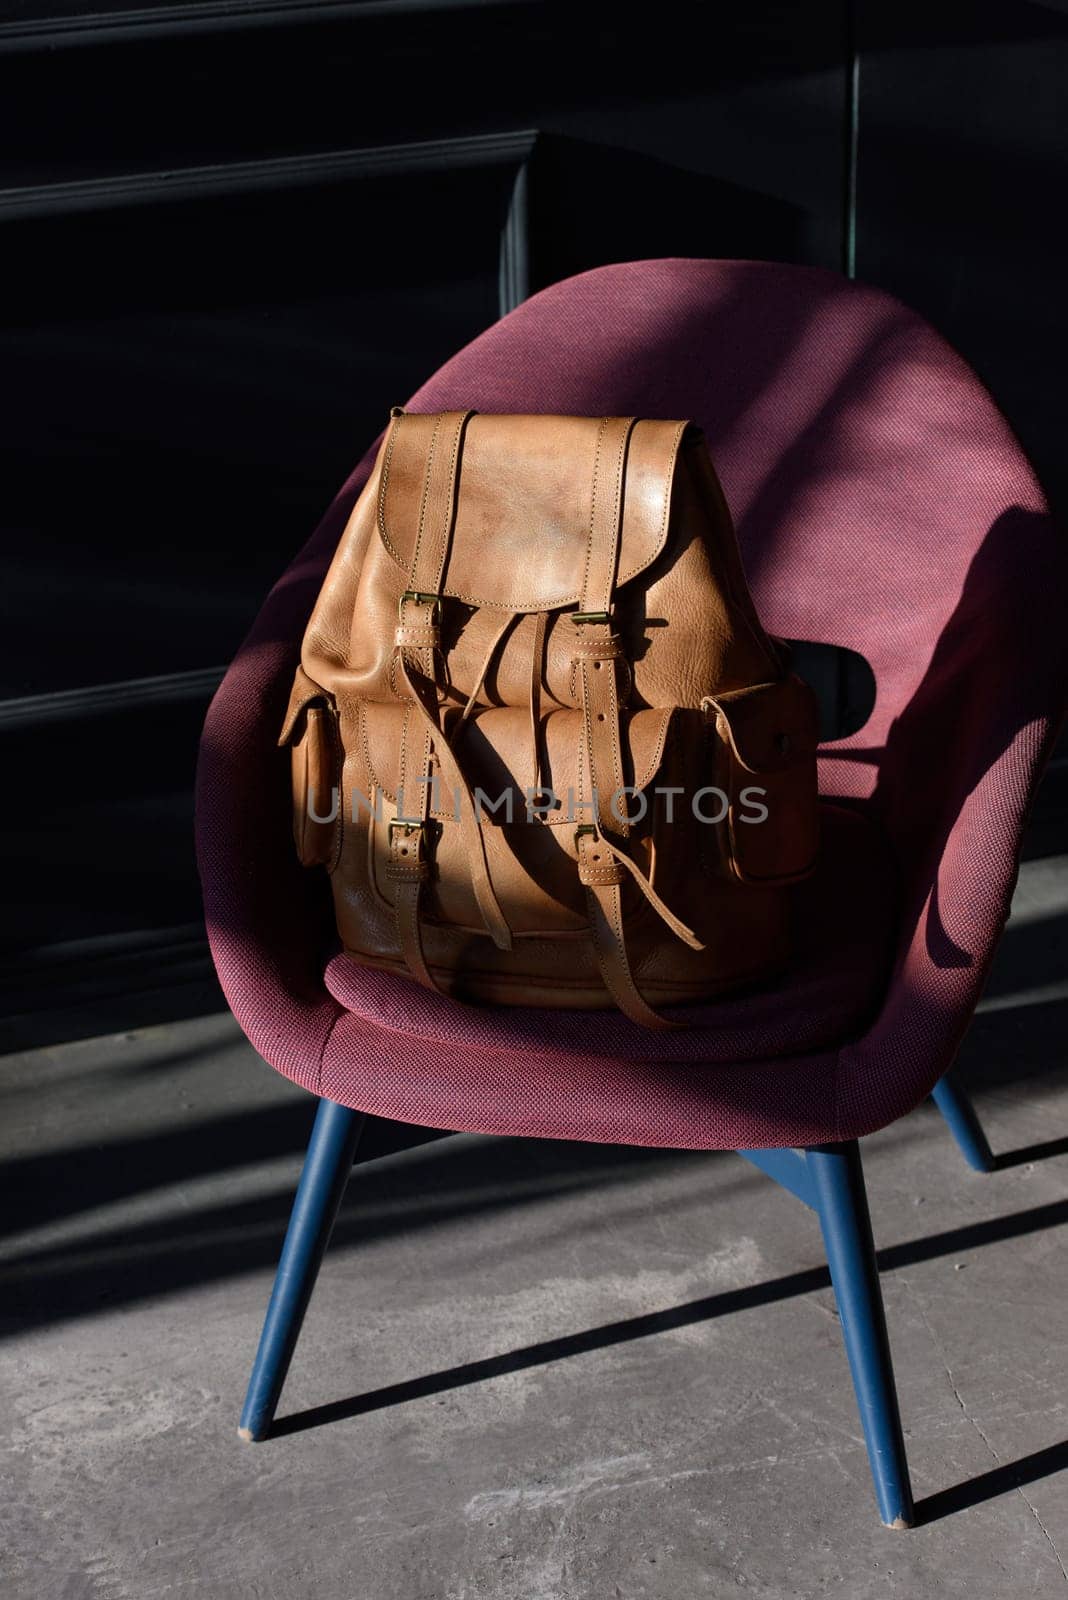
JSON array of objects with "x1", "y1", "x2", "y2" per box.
[
  {"x1": 387, "y1": 817, "x2": 430, "y2": 880},
  {"x1": 389, "y1": 818, "x2": 424, "y2": 853},
  {"x1": 398, "y1": 591, "x2": 443, "y2": 622},
  {"x1": 571, "y1": 610, "x2": 611, "y2": 625},
  {"x1": 574, "y1": 823, "x2": 598, "y2": 846}
]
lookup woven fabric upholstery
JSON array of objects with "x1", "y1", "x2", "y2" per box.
[{"x1": 195, "y1": 259, "x2": 1067, "y2": 1148}]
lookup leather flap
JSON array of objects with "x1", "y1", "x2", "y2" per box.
[
  {"x1": 278, "y1": 665, "x2": 330, "y2": 746},
  {"x1": 708, "y1": 676, "x2": 820, "y2": 773},
  {"x1": 377, "y1": 412, "x2": 690, "y2": 612},
  {"x1": 360, "y1": 702, "x2": 675, "y2": 816}
]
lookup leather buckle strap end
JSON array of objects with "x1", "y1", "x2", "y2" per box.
[
  {"x1": 571, "y1": 635, "x2": 625, "y2": 663},
  {"x1": 386, "y1": 819, "x2": 430, "y2": 882},
  {"x1": 575, "y1": 825, "x2": 626, "y2": 887}
]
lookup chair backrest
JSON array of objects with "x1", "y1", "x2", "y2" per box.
[{"x1": 197, "y1": 259, "x2": 1065, "y2": 1116}]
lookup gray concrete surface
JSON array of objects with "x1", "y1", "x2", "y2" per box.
[{"x1": 2, "y1": 853, "x2": 1068, "y2": 1599}]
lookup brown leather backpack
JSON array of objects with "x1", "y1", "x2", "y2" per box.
[{"x1": 281, "y1": 410, "x2": 820, "y2": 1028}]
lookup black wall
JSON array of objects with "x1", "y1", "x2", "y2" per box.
[{"x1": 1, "y1": 0, "x2": 1064, "y2": 1035}]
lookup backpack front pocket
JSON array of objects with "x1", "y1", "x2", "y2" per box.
[
  {"x1": 704, "y1": 675, "x2": 820, "y2": 884},
  {"x1": 358, "y1": 700, "x2": 676, "y2": 938}
]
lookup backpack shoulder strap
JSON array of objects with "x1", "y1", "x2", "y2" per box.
[
  {"x1": 571, "y1": 417, "x2": 701, "y2": 1028},
  {"x1": 390, "y1": 409, "x2": 514, "y2": 986}
]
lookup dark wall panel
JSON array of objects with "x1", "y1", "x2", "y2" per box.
[
  {"x1": 854, "y1": 0, "x2": 1068, "y2": 511},
  {"x1": 2, "y1": 1, "x2": 852, "y2": 1029},
  {"x1": 2, "y1": 162, "x2": 516, "y2": 698}
]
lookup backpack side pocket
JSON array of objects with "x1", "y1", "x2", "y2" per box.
[
  {"x1": 279, "y1": 666, "x2": 341, "y2": 869},
  {"x1": 704, "y1": 675, "x2": 820, "y2": 884}
]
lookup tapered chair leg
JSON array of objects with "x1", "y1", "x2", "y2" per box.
[
  {"x1": 931, "y1": 1070, "x2": 996, "y2": 1172},
  {"x1": 239, "y1": 1096, "x2": 365, "y2": 1442},
  {"x1": 807, "y1": 1141, "x2": 915, "y2": 1529}
]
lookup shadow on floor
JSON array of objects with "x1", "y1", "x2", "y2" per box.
[
  {"x1": 1, "y1": 1128, "x2": 753, "y2": 1334},
  {"x1": 259, "y1": 1189, "x2": 1068, "y2": 1440},
  {"x1": 914, "y1": 1439, "x2": 1068, "y2": 1525},
  {"x1": 5, "y1": 953, "x2": 1068, "y2": 1338}
]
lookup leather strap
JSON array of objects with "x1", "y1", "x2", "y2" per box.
[
  {"x1": 395, "y1": 628, "x2": 513, "y2": 955},
  {"x1": 406, "y1": 410, "x2": 471, "y2": 596},
  {"x1": 570, "y1": 417, "x2": 700, "y2": 1025},
  {"x1": 397, "y1": 408, "x2": 471, "y2": 684},
  {"x1": 458, "y1": 611, "x2": 515, "y2": 730},
  {"x1": 389, "y1": 406, "x2": 512, "y2": 982},
  {"x1": 385, "y1": 817, "x2": 436, "y2": 991},
  {"x1": 385, "y1": 703, "x2": 436, "y2": 990},
  {"x1": 573, "y1": 415, "x2": 636, "y2": 837},
  {"x1": 529, "y1": 607, "x2": 548, "y2": 793},
  {"x1": 576, "y1": 833, "x2": 677, "y2": 1031},
  {"x1": 591, "y1": 829, "x2": 703, "y2": 950},
  {"x1": 574, "y1": 630, "x2": 630, "y2": 839},
  {"x1": 580, "y1": 415, "x2": 634, "y2": 617}
]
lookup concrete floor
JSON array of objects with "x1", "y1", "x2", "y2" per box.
[{"x1": 3, "y1": 855, "x2": 1068, "y2": 1599}]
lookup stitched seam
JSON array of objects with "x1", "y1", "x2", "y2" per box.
[
  {"x1": 396, "y1": 883, "x2": 431, "y2": 985},
  {"x1": 633, "y1": 707, "x2": 673, "y2": 789},
  {"x1": 607, "y1": 664, "x2": 626, "y2": 833},
  {"x1": 571, "y1": 640, "x2": 625, "y2": 660},
  {"x1": 396, "y1": 632, "x2": 440, "y2": 650},
  {"x1": 376, "y1": 413, "x2": 407, "y2": 565},
  {"x1": 411, "y1": 586, "x2": 611, "y2": 610},
  {"x1": 588, "y1": 881, "x2": 644, "y2": 1015},
  {"x1": 582, "y1": 416, "x2": 610, "y2": 610},
  {"x1": 339, "y1": 941, "x2": 742, "y2": 1001},
  {"x1": 606, "y1": 883, "x2": 627, "y2": 961},
  {"x1": 396, "y1": 704, "x2": 411, "y2": 810},
  {"x1": 710, "y1": 682, "x2": 796, "y2": 770},
  {"x1": 378, "y1": 419, "x2": 686, "y2": 597},
  {"x1": 327, "y1": 705, "x2": 344, "y2": 872},
  {"x1": 579, "y1": 663, "x2": 595, "y2": 814},
  {"x1": 410, "y1": 412, "x2": 444, "y2": 590},
  {"x1": 363, "y1": 705, "x2": 671, "y2": 814},
  {"x1": 360, "y1": 699, "x2": 395, "y2": 805},
  {"x1": 419, "y1": 727, "x2": 433, "y2": 816},
  {"x1": 607, "y1": 888, "x2": 657, "y2": 1019},
  {"x1": 431, "y1": 411, "x2": 466, "y2": 594},
  {"x1": 604, "y1": 418, "x2": 630, "y2": 608},
  {"x1": 656, "y1": 420, "x2": 688, "y2": 551}
]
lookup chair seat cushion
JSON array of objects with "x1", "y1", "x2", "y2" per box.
[
  {"x1": 323, "y1": 801, "x2": 897, "y2": 1073},
  {"x1": 199, "y1": 260, "x2": 1062, "y2": 1147}
]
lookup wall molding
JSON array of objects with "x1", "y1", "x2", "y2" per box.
[
  {"x1": 0, "y1": 665, "x2": 227, "y2": 730},
  {"x1": 0, "y1": 922, "x2": 220, "y2": 1047},
  {"x1": 0, "y1": 127, "x2": 537, "y2": 325},
  {"x1": 0, "y1": 0, "x2": 528, "y2": 54},
  {"x1": 498, "y1": 159, "x2": 530, "y2": 315},
  {"x1": 0, "y1": 129, "x2": 540, "y2": 221}
]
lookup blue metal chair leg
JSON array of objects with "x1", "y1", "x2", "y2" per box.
[
  {"x1": 931, "y1": 1070, "x2": 996, "y2": 1172},
  {"x1": 239, "y1": 1096, "x2": 365, "y2": 1442},
  {"x1": 807, "y1": 1141, "x2": 915, "y2": 1529}
]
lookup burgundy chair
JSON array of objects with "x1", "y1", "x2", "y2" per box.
[{"x1": 196, "y1": 259, "x2": 1067, "y2": 1529}]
